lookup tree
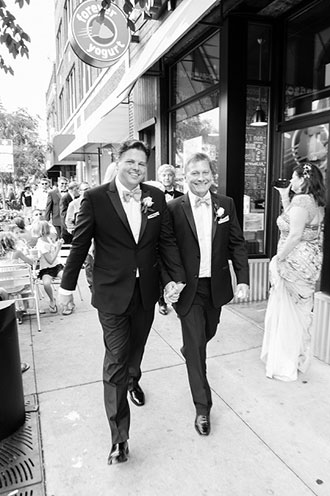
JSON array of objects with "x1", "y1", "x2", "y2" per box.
[
  {"x1": 0, "y1": 106, "x2": 46, "y2": 184},
  {"x1": 0, "y1": 0, "x2": 31, "y2": 75}
]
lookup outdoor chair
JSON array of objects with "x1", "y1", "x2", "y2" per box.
[{"x1": 0, "y1": 262, "x2": 42, "y2": 332}]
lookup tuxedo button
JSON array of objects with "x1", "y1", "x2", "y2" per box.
[{"x1": 194, "y1": 275, "x2": 198, "y2": 278}]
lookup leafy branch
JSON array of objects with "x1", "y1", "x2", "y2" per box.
[
  {"x1": 0, "y1": 0, "x2": 31, "y2": 75},
  {"x1": 100, "y1": 0, "x2": 153, "y2": 33}
]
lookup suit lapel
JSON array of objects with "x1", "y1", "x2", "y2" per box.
[
  {"x1": 106, "y1": 180, "x2": 132, "y2": 235},
  {"x1": 211, "y1": 194, "x2": 218, "y2": 241},
  {"x1": 138, "y1": 185, "x2": 150, "y2": 242},
  {"x1": 181, "y1": 194, "x2": 198, "y2": 240}
]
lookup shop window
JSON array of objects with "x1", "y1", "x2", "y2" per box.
[
  {"x1": 244, "y1": 23, "x2": 271, "y2": 256},
  {"x1": 170, "y1": 93, "x2": 219, "y2": 189},
  {"x1": 284, "y1": 0, "x2": 330, "y2": 119},
  {"x1": 169, "y1": 32, "x2": 220, "y2": 188},
  {"x1": 171, "y1": 32, "x2": 219, "y2": 106}
]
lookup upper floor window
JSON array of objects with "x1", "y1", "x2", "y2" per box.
[
  {"x1": 284, "y1": 0, "x2": 330, "y2": 119},
  {"x1": 171, "y1": 31, "x2": 220, "y2": 106},
  {"x1": 66, "y1": 65, "x2": 77, "y2": 116},
  {"x1": 56, "y1": 21, "x2": 62, "y2": 65}
]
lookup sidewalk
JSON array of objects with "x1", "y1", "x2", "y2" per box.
[{"x1": 14, "y1": 276, "x2": 330, "y2": 495}]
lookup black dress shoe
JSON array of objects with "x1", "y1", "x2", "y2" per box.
[
  {"x1": 108, "y1": 441, "x2": 129, "y2": 465},
  {"x1": 129, "y1": 384, "x2": 145, "y2": 406},
  {"x1": 195, "y1": 414, "x2": 210, "y2": 436}
]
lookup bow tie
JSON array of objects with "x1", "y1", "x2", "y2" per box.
[
  {"x1": 195, "y1": 196, "x2": 211, "y2": 207},
  {"x1": 165, "y1": 190, "x2": 174, "y2": 196},
  {"x1": 122, "y1": 188, "x2": 142, "y2": 202}
]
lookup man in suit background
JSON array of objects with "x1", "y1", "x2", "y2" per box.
[
  {"x1": 167, "y1": 152, "x2": 249, "y2": 437},
  {"x1": 157, "y1": 164, "x2": 184, "y2": 315},
  {"x1": 60, "y1": 181, "x2": 79, "y2": 243},
  {"x1": 58, "y1": 140, "x2": 185, "y2": 465},
  {"x1": 45, "y1": 176, "x2": 68, "y2": 239}
]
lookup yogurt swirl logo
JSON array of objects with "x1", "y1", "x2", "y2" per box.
[{"x1": 70, "y1": 1, "x2": 130, "y2": 68}]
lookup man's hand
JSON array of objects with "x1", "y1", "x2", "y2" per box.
[
  {"x1": 235, "y1": 283, "x2": 249, "y2": 300},
  {"x1": 58, "y1": 293, "x2": 75, "y2": 314},
  {"x1": 164, "y1": 281, "x2": 186, "y2": 304}
]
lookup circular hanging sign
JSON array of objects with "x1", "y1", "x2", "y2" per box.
[{"x1": 69, "y1": 1, "x2": 130, "y2": 68}]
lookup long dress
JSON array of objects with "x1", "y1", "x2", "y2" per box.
[{"x1": 260, "y1": 194, "x2": 324, "y2": 381}]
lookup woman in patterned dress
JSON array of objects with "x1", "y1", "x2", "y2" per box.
[{"x1": 261, "y1": 162, "x2": 326, "y2": 381}]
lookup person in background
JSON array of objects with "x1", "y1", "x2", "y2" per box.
[
  {"x1": 157, "y1": 164, "x2": 183, "y2": 315},
  {"x1": 65, "y1": 181, "x2": 94, "y2": 291},
  {"x1": 103, "y1": 162, "x2": 118, "y2": 184},
  {"x1": 58, "y1": 140, "x2": 185, "y2": 465},
  {"x1": 33, "y1": 220, "x2": 64, "y2": 314},
  {"x1": 261, "y1": 162, "x2": 325, "y2": 382},
  {"x1": 167, "y1": 152, "x2": 249, "y2": 436},
  {"x1": 65, "y1": 181, "x2": 90, "y2": 234},
  {"x1": 32, "y1": 178, "x2": 50, "y2": 215},
  {"x1": 45, "y1": 176, "x2": 69, "y2": 239},
  {"x1": 10, "y1": 216, "x2": 33, "y2": 250},
  {"x1": 60, "y1": 181, "x2": 79, "y2": 243},
  {"x1": 20, "y1": 185, "x2": 33, "y2": 222}
]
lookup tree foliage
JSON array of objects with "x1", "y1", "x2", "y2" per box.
[
  {"x1": 100, "y1": 0, "x2": 155, "y2": 32},
  {"x1": 0, "y1": 0, "x2": 31, "y2": 75},
  {"x1": 0, "y1": 105, "x2": 46, "y2": 184}
]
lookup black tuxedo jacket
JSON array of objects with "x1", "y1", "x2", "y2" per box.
[
  {"x1": 61, "y1": 180, "x2": 185, "y2": 314},
  {"x1": 167, "y1": 192, "x2": 249, "y2": 316},
  {"x1": 60, "y1": 192, "x2": 73, "y2": 229},
  {"x1": 45, "y1": 188, "x2": 62, "y2": 226}
]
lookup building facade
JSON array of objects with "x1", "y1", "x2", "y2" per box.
[{"x1": 47, "y1": 0, "x2": 330, "y2": 356}]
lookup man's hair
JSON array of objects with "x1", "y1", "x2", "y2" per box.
[
  {"x1": 184, "y1": 152, "x2": 216, "y2": 176},
  {"x1": 157, "y1": 164, "x2": 176, "y2": 178},
  {"x1": 117, "y1": 140, "x2": 150, "y2": 160},
  {"x1": 68, "y1": 181, "x2": 78, "y2": 191}
]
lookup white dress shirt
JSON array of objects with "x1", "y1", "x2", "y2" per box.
[
  {"x1": 115, "y1": 176, "x2": 142, "y2": 244},
  {"x1": 188, "y1": 190, "x2": 212, "y2": 278}
]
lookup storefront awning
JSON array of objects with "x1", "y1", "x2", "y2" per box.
[{"x1": 58, "y1": 100, "x2": 129, "y2": 161}]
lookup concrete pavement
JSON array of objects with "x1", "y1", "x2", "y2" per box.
[{"x1": 17, "y1": 274, "x2": 330, "y2": 496}]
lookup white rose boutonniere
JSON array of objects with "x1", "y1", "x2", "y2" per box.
[
  {"x1": 141, "y1": 196, "x2": 154, "y2": 214},
  {"x1": 216, "y1": 207, "x2": 225, "y2": 219}
]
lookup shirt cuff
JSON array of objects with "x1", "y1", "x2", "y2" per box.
[{"x1": 59, "y1": 287, "x2": 74, "y2": 296}]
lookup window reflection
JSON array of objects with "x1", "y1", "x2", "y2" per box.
[
  {"x1": 285, "y1": 0, "x2": 330, "y2": 119},
  {"x1": 281, "y1": 124, "x2": 328, "y2": 184}
]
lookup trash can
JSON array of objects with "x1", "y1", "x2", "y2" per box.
[{"x1": 0, "y1": 301, "x2": 25, "y2": 441}]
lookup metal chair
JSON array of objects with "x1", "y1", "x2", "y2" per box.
[{"x1": 0, "y1": 263, "x2": 42, "y2": 332}]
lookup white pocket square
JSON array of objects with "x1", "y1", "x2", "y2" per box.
[
  {"x1": 147, "y1": 211, "x2": 160, "y2": 219},
  {"x1": 218, "y1": 215, "x2": 229, "y2": 224}
]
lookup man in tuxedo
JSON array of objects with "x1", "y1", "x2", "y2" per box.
[
  {"x1": 58, "y1": 140, "x2": 185, "y2": 465},
  {"x1": 167, "y1": 152, "x2": 249, "y2": 436},
  {"x1": 45, "y1": 176, "x2": 68, "y2": 239},
  {"x1": 157, "y1": 164, "x2": 183, "y2": 315}
]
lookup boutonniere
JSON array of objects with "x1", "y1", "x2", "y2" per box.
[
  {"x1": 213, "y1": 203, "x2": 225, "y2": 222},
  {"x1": 141, "y1": 196, "x2": 154, "y2": 214}
]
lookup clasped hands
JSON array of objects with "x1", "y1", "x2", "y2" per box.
[{"x1": 164, "y1": 281, "x2": 186, "y2": 304}]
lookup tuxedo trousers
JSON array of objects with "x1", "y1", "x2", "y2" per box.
[
  {"x1": 179, "y1": 278, "x2": 221, "y2": 415},
  {"x1": 98, "y1": 279, "x2": 154, "y2": 444}
]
